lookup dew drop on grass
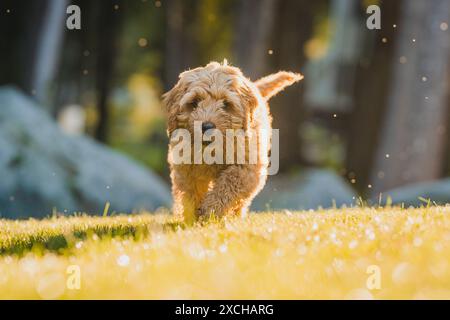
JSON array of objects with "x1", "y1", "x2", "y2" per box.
[
  {"x1": 117, "y1": 254, "x2": 130, "y2": 267},
  {"x1": 434, "y1": 242, "x2": 443, "y2": 252},
  {"x1": 348, "y1": 240, "x2": 358, "y2": 249},
  {"x1": 345, "y1": 288, "x2": 373, "y2": 300},
  {"x1": 219, "y1": 244, "x2": 228, "y2": 253},
  {"x1": 297, "y1": 244, "x2": 308, "y2": 255},
  {"x1": 20, "y1": 257, "x2": 39, "y2": 276},
  {"x1": 36, "y1": 273, "x2": 66, "y2": 300},
  {"x1": 413, "y1": 237, "x2": 423, "y2": 247},
  {"x1": 392, "y1": 262, "x2": 413, "y2": 285}
]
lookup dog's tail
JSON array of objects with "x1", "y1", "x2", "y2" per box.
[{"x1": 255, "y1": 71, "x2": 303, "y2": 101}]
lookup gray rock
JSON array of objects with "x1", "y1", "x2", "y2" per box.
[
  {"x1": 376, "y1": 179, "x2": 450, "y2": 207},
  {"x1": 251, "y1": 169, "x2": 356, "y2": 211},
  {"x1": 0, "y1": 86, "x2": 171, "y2": 219}
]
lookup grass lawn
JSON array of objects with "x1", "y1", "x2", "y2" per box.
[{"x1": 1, "y1": 207, "x2": 450, "y2": 299}]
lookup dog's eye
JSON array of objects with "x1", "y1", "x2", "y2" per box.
[
  {"x1": 222, "y1": 101, "x2": 232, "y2": 110},
  {"x1": 187, "y1": 99, "x2": 199, "y2": 109}
]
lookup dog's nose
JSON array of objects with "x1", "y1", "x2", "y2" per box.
[{"x1": 202, "y1": 122, "x2": 216, "y2": 133}]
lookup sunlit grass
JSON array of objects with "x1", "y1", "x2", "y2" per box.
[{"x1": 1, "y1": 207, "x2": 450, "y2": 299}]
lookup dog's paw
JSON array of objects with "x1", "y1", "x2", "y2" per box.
[
  {"x1": 196, "y1": 206, "x2": 222, "y2": 220},
  {"x1": 196, "y1": 207, "x2": 211, "y2": 218}
]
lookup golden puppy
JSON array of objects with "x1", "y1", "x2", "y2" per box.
[{"x1": 163, "y1": 61, "x2": 302, "y2": 222}]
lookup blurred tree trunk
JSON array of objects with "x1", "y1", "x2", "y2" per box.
[
  {"x1": 346, "y1": 0, "x2": 401, "y2": 193},
  {"x1": 371, "y1": 0, "x2": 450, "y2": 195},
  {"x1": 0, "y1": 0, "x2": 67, "y2": 107},
  {"x1": 28, "y1": 0, "x2": 68, "y2": 105},
  {"x1": 94, "y1": 1, "x2": 123, "y2": 143},
  {"x1": 163, "y1": 0, "x2": 199, "y2": 91},
  {"x1": 53, "y1": 0, "x2": 90, "y2": 117},
  {"x1": 233, "y1": 0, "x2": 277, "y2": 79},
  {"x1": 267, "y1": 0, "x2": 317, "y2": 171}
]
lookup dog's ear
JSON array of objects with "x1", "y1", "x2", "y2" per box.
[
  {"x1": 255, "y1": 71, "x2": 303, "y2": 100},
  {"x1": 162, "y1": 84, "x2": 183, "y2": 136},
  {"x1": 162, "y1": 86, "x2": 178, "y2": 110}
]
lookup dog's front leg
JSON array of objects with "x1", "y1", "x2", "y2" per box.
[
  {"x1": 198, "y1": 165, "x2": 262, "y2": 218},
  {"x1": 171, "y1": 165, "x2": 211, "y2": 223}
]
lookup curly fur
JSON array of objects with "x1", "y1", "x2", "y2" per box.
[{"x1": 163, "y1": 61, "x2": 302, "y2": 222}]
